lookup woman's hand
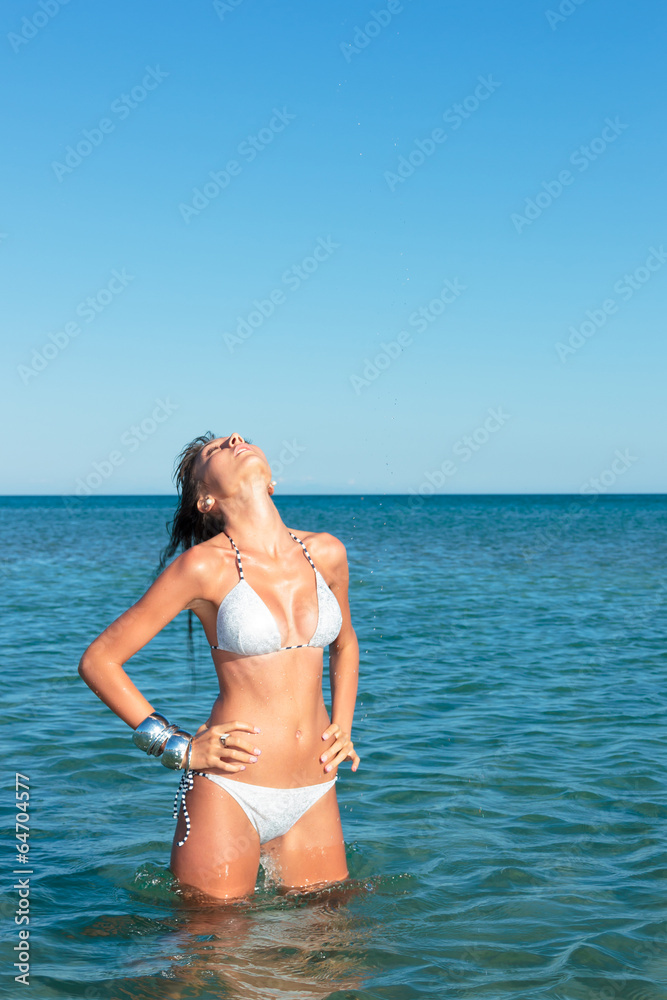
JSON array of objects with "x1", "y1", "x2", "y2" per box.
[
  {"x1": 320, "y1": 723, "x2": 360, "y2": 773},
  {"x1": 188, "y1": 720, "x2": 262, "y2": 772}
]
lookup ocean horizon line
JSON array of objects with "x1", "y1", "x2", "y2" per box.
[{"x1": 1, "y1": 492, "x2": 666, "y2": 500}]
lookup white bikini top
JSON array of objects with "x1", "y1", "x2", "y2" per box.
[{"x1": 210, "y1": 530, "x2": 343, "y2": 656}]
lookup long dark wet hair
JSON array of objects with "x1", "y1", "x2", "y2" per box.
[
  {"x1": 151, "y1": 430, "x2": 251, "y2": 686},
  {"x1": 154, "y1": 431, "x2": 227, "y2": 574}
]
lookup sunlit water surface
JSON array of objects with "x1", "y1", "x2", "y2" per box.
[{"x1": 1, "y1": 494, "x2": 667, "y2": 999}]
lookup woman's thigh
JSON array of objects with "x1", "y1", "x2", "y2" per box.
[
  {"x1": 169, "y1": 773, "x2": 260, "y2": 901},
  {"x1": 262, "y1": 785, "x2": 349, "y2": 891}
]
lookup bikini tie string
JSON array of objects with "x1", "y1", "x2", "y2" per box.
[{"x1": 173, "y1": 769, "x2": 196, "y2": 847}]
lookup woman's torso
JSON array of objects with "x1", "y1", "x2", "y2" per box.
[{"x1": 186, "y1": 527, "x2": 339, "y2": 787}]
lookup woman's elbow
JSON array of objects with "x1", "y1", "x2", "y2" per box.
[
  {"x1": 332, "y1": 629, "x2": 359, "y2": 655},
  {"x1": 78, "y1": 649, "x2": 103, "y2": 684},
  {"x1": 78, "y1": 654, "x2": 93, "y2": 684}
]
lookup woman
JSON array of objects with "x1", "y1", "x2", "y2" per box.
[{"x1": 78, "y1": 430, "x2": 360, "y2": 901}]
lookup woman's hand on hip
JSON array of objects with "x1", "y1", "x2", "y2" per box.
[
  {"x1": 188, "y1": 720, "x2": 262, "y2": 772},
  {"x1": 320, "y1": 723, "x2": 360, "y2": 773}
]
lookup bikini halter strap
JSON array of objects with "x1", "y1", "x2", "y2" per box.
[
  {"x1": 288, "y1": 531, "x2": 317, "y2": 572},
  {"x1": 223, "y1": 532, "x2": 244, "y2": 580},
  {"x1": 222, "y1": 530, "x2": 317, "y2": 578}
]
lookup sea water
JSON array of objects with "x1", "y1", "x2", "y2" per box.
[{"x1": 1, "y1": 494, "x2": 666, "y2": 999}]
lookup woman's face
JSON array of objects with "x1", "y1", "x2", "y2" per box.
[{"x1": 195, "y1": 431, "x2": 270, "y2": 500}]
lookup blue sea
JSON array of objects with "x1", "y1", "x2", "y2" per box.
[{"x1": 2, "y1": 494, "x2": 667, "y2": 1000}]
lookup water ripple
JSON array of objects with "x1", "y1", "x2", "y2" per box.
[{"x1": 3, "y1": 495, "x2": 667, "y2": 998}]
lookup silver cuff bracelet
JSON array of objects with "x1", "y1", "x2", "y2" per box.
[
  {"x1": 146, "y1": 723, "x2": 179, "y2": 756},
  {"x1": 132, "y1": 713, "x2": 170, "y2": 753},
  {"x1": 161, "y1": 730, "x2": 193, "y2": 770},
  {"x1": 133, "y1": 713, "x2": 193, "y2": 768}
]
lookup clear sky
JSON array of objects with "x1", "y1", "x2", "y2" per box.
[{"x1": 2, "y1": 0, "x2": 665, "y2": 495}]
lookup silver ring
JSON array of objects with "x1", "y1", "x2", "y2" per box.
[{"x1": 219, "y1": 732, "x2": 230, "y2": 747}]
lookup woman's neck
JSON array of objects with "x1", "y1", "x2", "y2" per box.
[{"x1": 217, "y1": 483, "x2": 290, "y2": 558}]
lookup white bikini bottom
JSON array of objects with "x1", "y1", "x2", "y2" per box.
[{"x1": 173, "y1": 769, "x2": 338, "y2": 847}]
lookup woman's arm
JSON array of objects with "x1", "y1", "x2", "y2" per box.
[
  {"x1": 327, "y1": 636, "x2": 360, "y2": 769},
  {"x1": 318, "y1": 534, "x2": 360, "y2": 772},
  {"x1": 77, "y1": 546, "x2": 209, "y2": 729},
  {"x1": 330, "y1": 640, "x2": 359, "y2": 737}
]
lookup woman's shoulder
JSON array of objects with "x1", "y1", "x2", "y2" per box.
[
  {"x1": 290, "y1": 528, "x2": 348, "y2": 570},
  {"x1": 170, "y1": 533, "x2": 233, "y2": 578},
  {"x1": 167, "y1": 535, "x2": 236, "y2": 610}
]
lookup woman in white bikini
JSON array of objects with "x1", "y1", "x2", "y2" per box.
[{"x1": 78, "y1": 430, "x2": 360, "y2": 901}]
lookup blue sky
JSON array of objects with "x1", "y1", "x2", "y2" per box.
[{"x1": 2, "y1": 0, "x2": 665, "y2": 495}]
